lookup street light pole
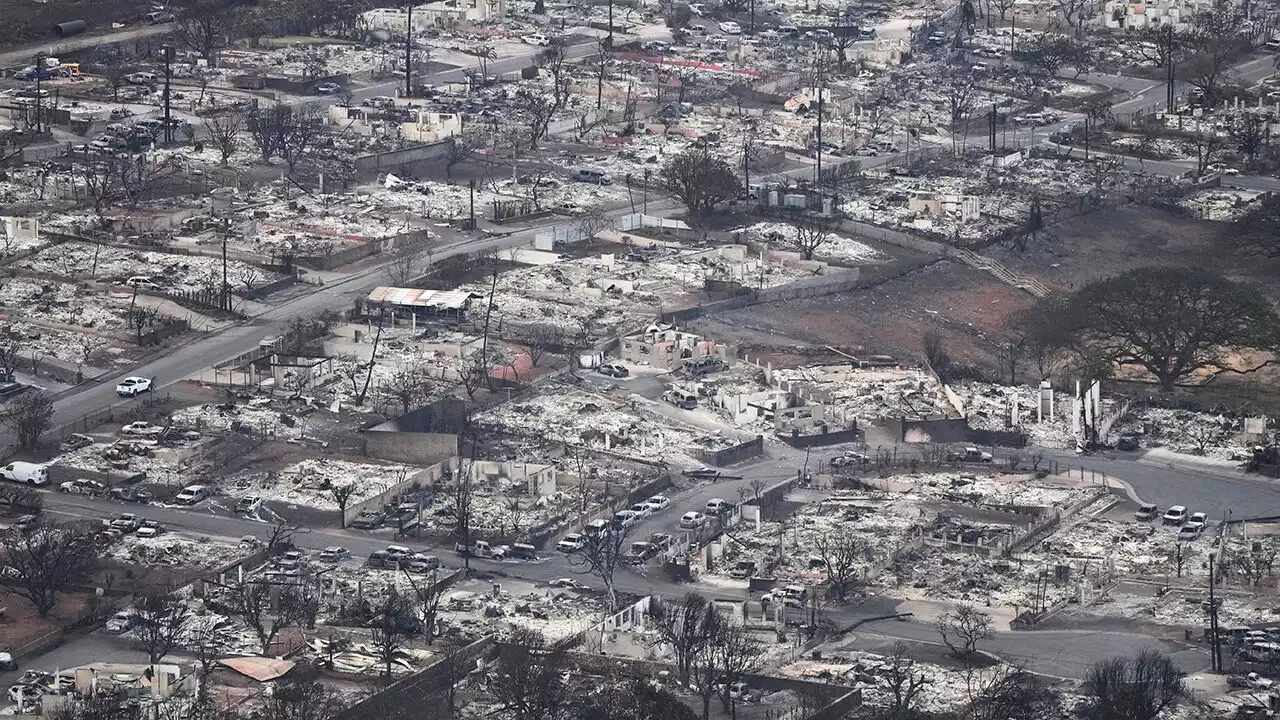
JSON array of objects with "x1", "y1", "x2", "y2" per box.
[
  {"x1": 405, "y1": 3, "x2": 414, "y2": 97},
  {"x1": 161, "y1": 44, "x2": 174, "y2": 144}
]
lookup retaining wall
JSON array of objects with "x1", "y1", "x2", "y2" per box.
[
  {"x1": 352, "y1": 139, "x2": 453, "y2": 174},
  {"x1": 696, "y1": 435, "x2": 764, "y2": 467},
  {"x1": 343, "y1": 456, "x2": 455, "y2": 527},
  {"x1": 777, "y1": 427, "x2": 863, "y2": 449},
  {"x1": 662, "y1": 269, "x2": 862, "y2": 323},
  {"x1": 333, "y1": 636, "x2": 497, "y2": 720}
]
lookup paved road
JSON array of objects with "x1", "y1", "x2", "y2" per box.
[{"x1": 0, "y1": 26, "x2": 174, "y2": 70}]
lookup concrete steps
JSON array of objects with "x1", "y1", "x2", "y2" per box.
[{"x1": 951, "y1": 248, "x2": 1051, "y2": 297}]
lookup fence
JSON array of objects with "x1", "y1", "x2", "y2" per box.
[
  {"x1": 343, "y1": 456, "x2": 455, "y2": 527},
  {"x1": 48, "y1": 391, "x2": 172, "y2": 443},
  {"x1": 333, "y1": 636, "x2": 497, "y2": 720},
  {"x1": 661, "y1": 269, "x2": 863, "y2": 323},
  {"x1": 352, "y1": 139, "x2": 453, "y2": 174},
  {"x1": 696, "y1": 435, "x2": 764, "y2": 467},
  {"x1": 298, "y1": 230, "x2": 429, "y2": 271}
]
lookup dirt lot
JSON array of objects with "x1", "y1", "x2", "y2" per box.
[
  {"x1": 690, "y1": 259, "x2": 1032, "y2": 370},
  {"x1": 0, "y1": 0, "x2": 146, "y2": 48},
  {"x1": 988, "y1": 205, "x2": 1280, "y2": 293}
]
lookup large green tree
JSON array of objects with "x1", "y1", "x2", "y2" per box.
[{"x1": 1045, "y1": 267, "x2": 1279, "y2": 390}]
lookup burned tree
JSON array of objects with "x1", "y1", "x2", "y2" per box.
[
  {"x1": 370, "y1": 588, "x2": 418, "y2": 679},
  {"x1": 279, "y1": 108, "x2": 324, "y2": 172},
  {"x1": 783, "y1": 212, "x2": 842, "y2": 261},
  {"x1": 379, "y1": 360, "x2": 434, "y2": 415},
  {"x1": 935, "y1": 604, "x2": 993, "y2": 663},
  {"x1": 246, "y1": 105, "x2": 290, "y2": 162},
  {"x1": 226, "y1": 578, "x2": 315, "y2": 656},
  {"x1": 329, "y1": 483, "x2": 357, "y2": 528},
  {"x1": 511, "y1": 323, "x2": 559, "y2": 368},
  {"x1": 660, "y1": 148, "x2": 741, "y2": 221},
  {"x1": 649, "y1": 593, "x2": 717, "y2": 683},
  {"x1": 2, "y1": 522, "x2": 100, "y2": 616},
  {"x1": 4, "y1": 389, "x2": 54, "y2": 450},
  {"x1": 714, "y1": 622, "x2": 761, "y2": 719},
  {"x1": 812, "y1": 526, "x2": 867, "y2": 601},
  {"x1": 1047, "y1": 267, "x2": 1280, "y2": 391},
  {"x1": 485, "y1": 628, "x2": 571, "y2": 720},
  {"x1": 133, "y1": 593, "x2": 192, "y2": 664},
  {"x1": 173, "y1": 0, "x2": 240, "y2": 66},
  {"x1": 443, "y1": 461, "x2": 476, "y2": 569},
  {"x1": 1082, "y1": 650, "x2": 1185, "y2": 720},
  {"x1": 203, "y1": 112, "x2": 244, "y2": 166},
  {"x1": 883, "y1": 642, "x2": 930, "y2": 718},
  {"x1": 567, "y1": 510, "x2": 631, "y2": 611}
]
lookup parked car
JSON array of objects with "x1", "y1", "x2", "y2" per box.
[
  {"x1": 110, "y1": 514, "x2": 142, "y2": 532},
  {"x1": 1163, "y1": 505, "x2": 1188, "y2": 525},
  {"x1": 680, "y1": 511, "x2": 706, "y2": 528},
  {"x1": 235, "y1": 496, "x2": 263, "y2": 514},
  {"x1": 705, "y1": 498, "x2": 732, "y2": 514},
  {"x1": 8, "y1": 684, "x2": 44, "y2": 704},
  {"x1": 729, "y1": 560, "x2": 756, "y2": 579},
  {"x1": 645, "y1": 495, "x2": 670, "y2": 511},
  {"x1": 104, "y1": 610, "x2": 137, "y2": 633},
  {"x1": 557, "y1": 533, "x2": 587, "y2": 552},
  {"x1": 1134, "y1": 503, "x2": 1159, "y2": 521},
  {"x1": 314, "y1": 82, "x2": 343, "y2": 95},
  {"x1": 318, "y1": 546, "x2": 350, "y2": 563},
  {"x1": 115, "y1": 376, "x2": 153, "y2": 397},
  {"x1": 1116, "y1": 434, "x2": 1140, "y2": 451},
  {"x1": 0, "y1": 653, "x2": 17, "y2": 671},
  {"x1": 12, "y1": 515, "x2": 38, "y2": 533},
  {"x1": 135, "y1": 520, "x2": 163, "y2": 538},
  {"x1": 174, "y1": 484, "x2": 209, "y2": 505},
  {"x1": 59, "y1": 478, "x2": 105, "y2": 495},
  {"x1": 0, "y1": 462, "x2": 47, "y2": 486},
  {"x1": 628, "y1": 502, "x2": 653, "y2": 520},
  {"x1": 59, "y1": 433, "x2": 94, "y2": 451},
  {"x1": 831, "y1": 452, "x2": 870, "y2": 468},
  {"x1": 622, "y1": 541, "x2": 658, "y2": 565},
  {"x1": 613, "y1": 509, "x2": 640, "y2": 528},
  {"x1": 597, "y1": 363, "x2": 630, "y2": 378},
  {"x1": 718, "y1": 20, "x2": 742, "y2": 34},
  {"x1": 349, "y1": 510, "x2": 386, "y2": 529},
  {"x1": 110, "y1": 487, "x2": 153, "y2": 504},
  {"x1": 549, "y1": 578, "x2": 587, "y2": 589},
  {"x1": 585, "y1": 518, "x2": 611, "y2": 534},
  {"x1": 522, "y1": 33, "x2": 550, "y2": 45},
  {"x1": 948, "y1": 447, "x2": 993, "y2": 463}
]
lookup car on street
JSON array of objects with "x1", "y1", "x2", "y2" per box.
[
  {"x1": 622, "y1": 541, "x2": 658, "y2": 565},
  {"x1": 645, "y1": 495, "x2": 670, "y2": 511},
  {"x1": 549, "y1": 578, "x2": 586, "y2": 589},
  {"x1": 8, "y1": 684, "x2": 43, "y2": 704},
  {"x1": 680, "y1": 511, "x2": 706, "y2": 528},
  {"x1": 105, "y1": 610, "x2": 137, "y2": 633},
  {"x1": 613, "y1": 509, "x2": 640, "y2": 528},
  {"x1": 111, "y1": 514, "x2": 142, "y2": 532},
  {"x1": 349, "y1": 510, "x2": 386, "y2": 529},
  {"x1": 318, "y1": 546, "x2": 350, "y2": 563},
  {"x1": 597, "y1": 363, "x2": 629, "y2": 378},
  {"x1": 831, "y1": 452, "x2": 870, "y2": 468},
  {"x1": 0, "y1": 654, "x2": 18, "y2": 671},
  {"x1": 1163, "y1": 505, "x2": 1188, "y2": 525},
  {"x1": 110, "y1": 487, "x2": 153, "y2": 503},
  {"x1": 174, "y1": 485, "x2": 209, "y2": 505},
  {"x1": 235, "y1": 496, "x2": 263, "y2": 514},
  {"x1": 115, "y1": 376, "x2": 153, "y2": 397},
  {"x1": 705, "y1": 498, "x2": 732, "y2": 514},
  {"x1": 59, "y1": 478, "x2": 105, "y2": 495},
  {"x1": 557, "y1": 533, "x2": 587, "y2": 552},
  {"x1": 628, "y1": 503, "x2": 653, "y2": 520},
  {"x1": 12, "y1": 671, "x2": 47, "y2": 686},
  {"x1": 585, "y1": 518, "x2": 611, "y2": 534},
  {"x1": 522, "y1": 33, "x2": 550, "y2": 45},
  {"x1": 59, "y1": 433, "x2": 94, "y2": 451},
  {"x1": 1134, "y1": 503, "x2": 1159, "y2": 521},
  {"x1": 314, "y1": 82, "x2": 343, "y2": 94},
  {"x1": 718, "y1": 21, "x2": 742, "y2": 34},
  {"x1": 135, "y1": 520, "x2": 164, "y2": 538}
]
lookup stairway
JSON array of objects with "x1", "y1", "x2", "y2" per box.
[{"x1": 951, "y1": 248, "x2": 1051, "y2": 298}]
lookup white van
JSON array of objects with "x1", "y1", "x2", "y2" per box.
[
  {"x1": 175, "y1": 484, "x2": 209, "y2": 505},
  {"x1": 574, "y1": 167, "x2": 612, "y2": 185},
  {"x1": 0, "y1": 462, "x2": 48, "y2": 486}
]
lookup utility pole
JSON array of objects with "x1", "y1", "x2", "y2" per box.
[
  {"x1": 405, "y1": 2, "x2": 414, "y2": 98},
  {"x1": 989, "y1": 101, "x2": 996, "y2": 151},
  {"x1": 221, "y1": 218, "x2": 230, "y2": 311},
  {"x1": 814, "y1": 44, "x2": 825, "y2": 187},
  {"x1": 161, "y1": 44, "x2": 174, "y2": 145},
  {"x1": 606, "y1": 0, "x2": 614, "y2": 50},
  {"x1": 1209, "y1": 551, "x2": 1222, "y2": 672},
  {"x1": 33, "y1": 53, "x2": 44, "y2": 135},
  {"x1": 468, "y1": 178, "x2": 475, "y2": 229}
]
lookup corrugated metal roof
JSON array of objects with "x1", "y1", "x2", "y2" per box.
[{"x1": 367, "y1": 286, "x2": 472, "y2": 309}]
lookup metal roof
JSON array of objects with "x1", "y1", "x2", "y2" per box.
[{"x1": 366, "y1": 286, "x2": 471, "y2": 310}]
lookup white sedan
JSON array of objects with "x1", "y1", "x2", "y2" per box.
[
  {"x1": 115, "y1": 376, "x2": 152, "y2": 397},
  {"x1": 645, "y1": 494, "x2": 671, "y2": 511},
  {"x1": 680, "y1": 511, "x2": 706, "y2": 528},
  {"x1": 718, "y1": 20, "x2": 741, "y2": 34}
]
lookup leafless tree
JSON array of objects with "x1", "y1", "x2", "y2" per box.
[
  {"x1": 782, "y1": 212, "x2": 842, "y2": 261},
  {"x1": 1052, "y1": 0, "x2": 1094, "y2": 35},
  {"x1": 329, "y1": 483, "x2": 357, "y2": 529},
  {"x1": 4, "y1": 389, "x2": 54, "y2": 449},
  {"x1": 574, "y1": 204, "x2": 613, "y2": 246},
  {"x1": 942, "y1": 70, "x2": 978, "y2": 154},
  {"x1": 370, "y1": 588, "x2": 417, "y2": 679},
  {"x1": 257, "y1": 679, "x2": 345, "y2": 720},
  {"x1": 714, "y1": 622, "x2": 761, "y2": 719},
  {"x1": 443, "y1": 128, "x2": 484, "y2": 181},
  {"x1": 225, "y1": 578, "x2": 315, "y2": 656},
  {"x1": 75, "y1": 335, "x2": 106, "y2": 369},
  {"x1": 334, "y1": 353, "x2": 366, "y2": 398},
  {"x1": 649, "y1": 593, "x2": 717, "y2": 684},
  {"x1": 443, "y1": 460, "x2": 476, "y2": 569},
  {"x1": 1082, "y1": 650, "x2": 1185, "y2": 720},
  {"x1": 133, "y1": 592, "x2": 192, "y2": 664},
  {"x1": 485, "y1": 628, "x2": 571, "y2": 720},
  {"x1": 883, "y1": 641, "x2": 930, "y2": 718},
  {"x1": 567, "y1": 510, "x2": 631, "y2": 611},
  {"x1": 203, "y1": 112, "x2": 244, "y2": 166},
  {"x1": 279, "y1": 108, "x2": 324, "y2": 173},
  {"x1": 246, "y1": 105, "x2": 290, "y2": 162},
  {"x1": 510, "y1": 323, "x2": 559, "y2": 368},
  {"x1": 1190, "y1": 125, "x2": 1226, "y2": 176},
  {"x1": 459, "y1": 349, "x2": 490, "y2": 400},
  {"x1": 2, "y1": 522, "x2": 99, "y2": 616},
  {"x1": 1220, "y1": 537, "x2": 1280, "y2": 585},
  {"x1": 173, "y1": 0, "x2": 240, "y2": 66},
  {"x1": 384, "y1": 240, "x2": 428, "y2": 287},
  {"x1": 380, "y1": 359, "x2": 435, "y2": 416},
  {"x1": 812, "y1": 526, "x2": 868, "y2": 601},
  {"x1": 935, "y1": 604, "x2": 994, "y2": 663}
]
